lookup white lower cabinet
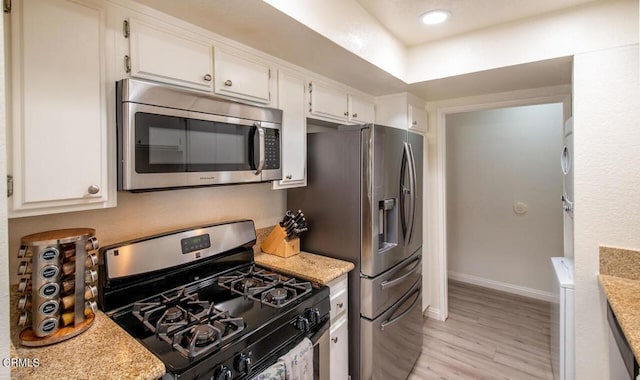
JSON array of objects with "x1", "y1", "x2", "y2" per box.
[
  {"x1": 8, "y1": 0, "x2": 113, "y2": 217},
  {"x1": 328, "y1": 274, "x2": 349, "y2": 380},
  {"x1": 330, "y1": 314, "x2": 349, "y2": 380}
]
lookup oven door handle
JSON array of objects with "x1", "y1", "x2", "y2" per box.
[
  {"x1": 380, "y1": 287, "x2": 421, "y2": 331},
  {"x1": 254, "y1": 123, "x2": 265, "y2": 175}
]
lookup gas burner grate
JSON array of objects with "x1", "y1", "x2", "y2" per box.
[
  {"x1": 132, "y1": 288, "x2": 216, "y2": 334},
  {"x1": 218, "y1": 267, "x2": 313, "y2": 308},
  {"x1": 167, "y1": 309, "x2": 245, "y2": 359}
]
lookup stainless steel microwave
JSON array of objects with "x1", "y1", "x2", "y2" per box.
[{"x1": 116, "y1": 79, "x2": 282, "y2": 191}]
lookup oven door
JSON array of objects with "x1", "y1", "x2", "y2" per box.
[{"x1": 249, "y1": 318, "x2": 330, "y2": 380}]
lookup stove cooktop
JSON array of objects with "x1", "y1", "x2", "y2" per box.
[
  {"x1": 99, "y1": 220, "x2": 330, "y2": 379},
  {"x1": 110, "y1": 265, "x2": 328, "y2": 377}
]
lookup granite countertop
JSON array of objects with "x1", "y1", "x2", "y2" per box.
[
  {"x1": 255, "y1": 250, "x2": 355, "y2": 285},
  {"x1": 10, "y1": 288, "x2": 165, "y2": 380},
  {"x1": 254, "y1": 227, "x2": 355, "y2": 285},
  {"x1": 599, "y1": 246, "x2": 640, "y2": 361}
]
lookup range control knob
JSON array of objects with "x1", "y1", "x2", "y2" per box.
[
  {"x1": 212, "y1": 365, "x2": 232, "y2": 380},
  {"x1": 234, "y1": 352, "x2": 252, "y2": 374},
  {"x1": 306, "y1": 308, "x2": 321, "y2": 325},
  {"x1": 295, "y1": 316, "x2": 310, "y2": 332}
]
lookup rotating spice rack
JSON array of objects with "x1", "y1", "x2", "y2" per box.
[{"x1": 16, "y1": 228, "x2": 99, "y2": 346}]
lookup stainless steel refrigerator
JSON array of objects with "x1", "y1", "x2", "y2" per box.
[{"x1": 288, "y1": 124, "x2": 423, "y2": 380}]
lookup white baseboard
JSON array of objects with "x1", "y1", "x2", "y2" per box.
[
  {"x1": 448, "y1": 271, "x2": 556, "y2": 302},
  {"x1": 425, "y1": 306, "x2": 445, "y2": 321}
]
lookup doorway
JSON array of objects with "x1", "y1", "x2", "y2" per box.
[{"x1": 430, "y1": 90, "x2": 571, "y2": 321}]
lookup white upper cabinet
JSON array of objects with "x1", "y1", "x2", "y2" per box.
[
  {"x1": 8, "y1": 0, "x2": 113, "y2": 217},
  {"x1": 272, "y1": 70, "x2": 307, "y2": 189},
  {"x1": 214, "y1": 48, "x2": 271, "y2": 104},
  {"x1": 308, "y1": 81, "x2": 349, "y2": 122},
  {"x1": 128, "y1": 18, "x2": 213, "y2": 91},
  {"x1": 309, "y1": 81, "x2": 374, "y2": 124},
  {"x1": 375, "y1": 93, "x2": 428, "y2": 133},
  {"x1": 349, "y1": 95, "x2": 375, "y2": 124},
  {"x1": 408, "y1": 102, "x2": 428, "y2": 133}
]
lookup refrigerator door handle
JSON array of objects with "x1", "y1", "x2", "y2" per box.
[
  {"x1": 400, "y1": 143, "x2": 410, "y2": 242},
  {"x1": 406, "y1": 143, "x2": 417, "y2": 245},
  {"x1": 380, "y1": 255, "x2": 421, "y2": 290},
  {"x1": 380, "y1": 286, "x2": 421, "y2": 331}
]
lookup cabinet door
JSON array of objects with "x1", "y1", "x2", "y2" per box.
[
  {"x1": 272, "y1": 70, "x2": 306, "y2": 189},
  {"x1": 408, "y1": 104, "x2": 428, "y2": 133},
  {"x1": 309, "y1": 82, "x2": 349, "y2": 122},
  {"x1": 214, "y1": 49, "x2": 271, "y2": 104},
  {"x1": 349, "y1": 95, "x2": 375, "y2": 124},
  {"x1": 330, "y1": 314, "x2": 349, "y2": 380},
  {"x1": 9, "y1": 0, "x2": 110, "y2": 216},
  {"x1": 129, "y1": 18, "x2": 213, "y2": 91}
]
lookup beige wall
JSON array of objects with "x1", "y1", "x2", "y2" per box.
[
  {"x1": 8, "y1": 183, "x2": 285, "y2": 285},
  {"x1": 573, "y1": 44, "x2": 640, "y2": 380},
  {"x1": 446, "y1": 103, "x2": 564, "y2": 298}
]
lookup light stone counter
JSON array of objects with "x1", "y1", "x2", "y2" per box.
[
  {"x1": 599, "y1": 246, "x2": 640, "y2": 362},
  {"x1": 254, "y1": 250, "x2": 355, "y2": 285},
  {"x1": 10, "y1": 288, "x2": 165, "y2": 380},
  {"x1": 254, "y1": 227, "x2": 355, "y2": 285}
]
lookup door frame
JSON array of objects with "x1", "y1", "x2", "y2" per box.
[{"x1": 427, "y1": 86, "x2": 572, "y2": 321}]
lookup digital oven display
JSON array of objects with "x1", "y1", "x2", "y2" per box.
[{"x1": 180, "y1": 234, "x2": 211, "y2": 254}]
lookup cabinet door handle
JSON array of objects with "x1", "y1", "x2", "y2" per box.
[
  {"x1": 286, "y1": 174, "x2": 292, "y2": 180},
  {"x1": 224, "y1": 80, "x2": 233, "y2": 87},
  {"x1": 332, "y1": 337, "x2": 338, "y2": 343},
  {"x1": 336, "y1": 302, "x2": 343, "y2": 309},
  {"x1": 343, "y1": 111, "x2": 349, "y2": 116},
  {"x1": 87, "y1": 185, "x2": 100, "y2": 195},
  {"x1": 412, "y1": 120, "x2": 418, "y2": 126},
  {"x1": 203, "y1": 74, "x2": 212, "y2": 82},
  {"x1": 352, "y1": 113, "x2": 358, "y2": 118}
]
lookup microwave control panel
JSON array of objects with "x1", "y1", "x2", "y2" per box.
[{"x1": 264, "y1": 129, "x2": 280, "y2": 169}]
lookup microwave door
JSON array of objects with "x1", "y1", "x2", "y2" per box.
[
  {"x1": 122, "y1": 105, "x2": 189, "y2": 191},
  {"x1": 186, "y1": 119, "x2": 260, "y2": 186}
]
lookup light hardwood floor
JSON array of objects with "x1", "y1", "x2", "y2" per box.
[{"x1": 408, "y1": 281, "x2": 554, "y2": 380}]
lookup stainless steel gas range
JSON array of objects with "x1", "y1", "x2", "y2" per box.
[{"x1": 98, "y1": 220, "x2": 330, "y2": 380}]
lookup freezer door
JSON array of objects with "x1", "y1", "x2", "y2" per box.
[
  {"x1": 362, "y1": 125, "x2": 414, "y2": 277},
  {"x1": 360, "y1": 281, "x2": 423, "y2": 380},
  {"x1": 361, "y1": 251, "x2": 422, "y2": 319}
]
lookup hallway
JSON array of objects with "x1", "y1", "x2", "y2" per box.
[{"x1": 409, "y1": 281, "x2": 553, "y2": 380}]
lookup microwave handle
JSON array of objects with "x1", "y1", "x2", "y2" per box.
[{"x1": 254, "y1": 124, "x2": 265, "y2": 175}]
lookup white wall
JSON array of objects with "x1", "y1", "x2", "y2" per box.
[
  {"x1": 446, "y1": 104, "x2": 564, "y2": 299},
  {"x1": 407, "y1": 0, "x2": 638, "y2": 83},
  {"x1": 263, "y1": 0, "x2": 406, "y2": 81},
  {"x1": 573, "y1": 44, "x2": 640, "y2": 380},
  {"x1": 8, "y1": 183, "x2": 285, "y2": 285}
]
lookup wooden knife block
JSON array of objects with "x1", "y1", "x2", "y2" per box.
[{"x1": 261, "y1": 225, "x2": 300, "y2": 258}]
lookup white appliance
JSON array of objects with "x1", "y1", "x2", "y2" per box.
[
  {"x1": 551, "y1": 257, "x2": 575, "y2": 380},
  {"x1": 561, "y1": 117, "x2": 574, "y2": 257}
]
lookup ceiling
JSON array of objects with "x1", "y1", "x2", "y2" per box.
[
  {"x1": 356, "y1": 0, "x2": 599, "y2": 46},
  {"x1": 133, "y1": 0, "x2": 575, "y2": 100}
]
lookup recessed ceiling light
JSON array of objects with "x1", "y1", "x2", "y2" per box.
[{"x1": 419, "y1": 10, "x2": 451, "y2": 25}]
